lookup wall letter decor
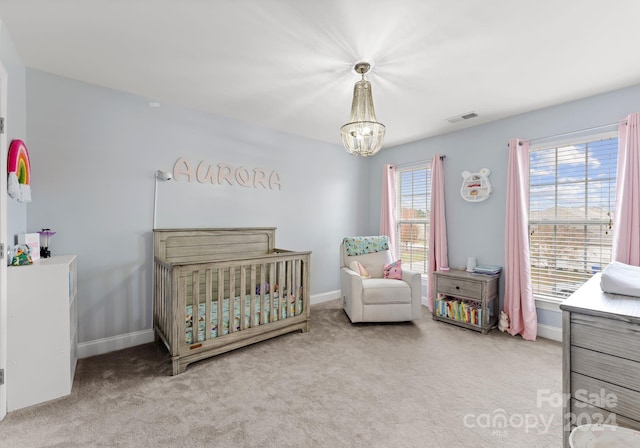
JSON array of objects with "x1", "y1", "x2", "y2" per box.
[
  {"x1": 172, "y1": 157, "x2": 281, "y2": 190},
  {"x1": 196, "y1": 161, "x2": 217, "y2": 184}
]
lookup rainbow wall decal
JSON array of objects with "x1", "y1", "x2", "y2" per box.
[{"x1": 7, "y1": 139, "x2": 32, "y2": 202}]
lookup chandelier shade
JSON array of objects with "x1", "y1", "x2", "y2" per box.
[{"x1": 340, "y1": 63, "x2": 386, "y2": 157}]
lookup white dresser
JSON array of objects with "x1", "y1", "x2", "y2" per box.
[
  {"x1": 7, "y1": 255, "x2": 78, "y2": 411},
  {"x1": 560, "y1": 273, "x2": 640, "y2": 447}
]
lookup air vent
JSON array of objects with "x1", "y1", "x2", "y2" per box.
[{"x1": 446, "y1": 111, "x2": 478, "y2": 124}]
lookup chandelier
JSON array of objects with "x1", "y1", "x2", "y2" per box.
[{"x1": 340, "y1": 62, "x2": 386, "y2": 157}]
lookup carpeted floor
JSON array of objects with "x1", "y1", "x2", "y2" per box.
[{"x1": 0, "y1": 300, "x2": 563, "y2": 447}]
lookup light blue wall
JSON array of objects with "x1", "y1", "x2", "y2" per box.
[
  {"x1": 367, "y1": 83, "x2": 640, "y2": 327},
  {"x1": 15, "y1": 28, "x2": 640, "y2": 345},
  {"x1": 25, "y1": 69, "x2": 367, "y2": 344},
  {"x1": 0, "y1": 19, "x2": 27, "y2": 242}
]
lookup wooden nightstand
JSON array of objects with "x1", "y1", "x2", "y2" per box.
[{"x1": 432, "y1": 269, "x2": 500, "y2": 334}]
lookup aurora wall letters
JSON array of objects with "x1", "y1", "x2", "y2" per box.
[{"x1": 173, "y1": 157, "x2": 281, "y2": 190}]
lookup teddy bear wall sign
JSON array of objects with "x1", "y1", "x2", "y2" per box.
[{"x1": 460, "y1": 168, "x2": 492, "y2": 202}]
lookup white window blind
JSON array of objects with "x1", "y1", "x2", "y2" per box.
[
  {"x1": 529, "y1": 135, "x2": 617, "y2": 299},
  {"x1": 397, "y1": 166, "x2": 431, "y2": 274}
]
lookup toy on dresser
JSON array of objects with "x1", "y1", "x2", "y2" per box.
[{"x1": 9, "y1": 244, "x2": 33, "y2": 266}]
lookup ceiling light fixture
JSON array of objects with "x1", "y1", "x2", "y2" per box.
[{"x1": 340, "y1": 62, "x2": 386, "y2": 157}]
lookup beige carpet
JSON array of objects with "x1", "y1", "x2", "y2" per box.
[{"x1": 0, "y1": 300, "x2": 563, "y2": 447}]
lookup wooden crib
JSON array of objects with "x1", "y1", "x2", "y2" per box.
[{"x1": 153, "y1": 227, "x2": 311, "y2": 375}]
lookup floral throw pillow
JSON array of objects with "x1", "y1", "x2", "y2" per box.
[
  {"x1": 383, "y1": 260, "x2": 402, "y2": 280},
  {"x1": 343, "y1": 236, "x2": 389, "y2": 256}
]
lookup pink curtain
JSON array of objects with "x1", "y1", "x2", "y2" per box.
[
  {"x1": 504, "y1": 139, "x2": 537, "y2": 341},
  {"x1": 380, "y1": 164, "x2": 398, "y2": 258},
  {"x1": 427, "y1": 154, "x2": 449, "y2": 311},
  {"x1": 613, "y1": 113, "x2": 640, "y2": 266}
]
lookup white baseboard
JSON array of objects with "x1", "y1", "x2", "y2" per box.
[
  {"x1": 537, "y1": 323, "x2": 562, "y2": 342},
  {"x1": 77, "y1": 328, "x2": 155, "y2": 359},
  {"x1": 311, "y1": 290, "x2": 340, "y2": 305},
  {"x1": 77, "y1": 293, "x2": 564, "y2": 359}
]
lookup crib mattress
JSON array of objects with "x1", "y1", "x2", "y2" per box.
[{"x1": 185, "y1": 292, "x2": 303, "y2": 344}]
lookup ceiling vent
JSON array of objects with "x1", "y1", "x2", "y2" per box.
[{"x1": 447, "y1": 111, "x2": 478, "y2": 124}]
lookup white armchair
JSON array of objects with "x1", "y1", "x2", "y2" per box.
[{"x1": 340, "y1": 236, "x2": 423, "y2": 323}]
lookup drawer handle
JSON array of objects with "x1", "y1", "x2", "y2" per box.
[{"x1": 456, "y1": 286, "x2": 460, "y2": 290}]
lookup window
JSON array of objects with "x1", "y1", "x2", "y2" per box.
[
  {"x1": 397, "y1": 166, "x2": 431, "y2": 274},
  {"x1": 529, "y1": 134, "x2": 617, "y2": 299}
]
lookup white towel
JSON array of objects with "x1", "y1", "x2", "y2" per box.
[{"x1": 600, "y1": 261, "x2": 640, "y2": 297}]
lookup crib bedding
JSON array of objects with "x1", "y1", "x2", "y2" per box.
[{"x1": 185, "y1": 291, "x2": 303, "y2": 344}]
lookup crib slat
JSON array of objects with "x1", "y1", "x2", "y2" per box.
[
  {"x1": 250, "y1": 265, "x2": 257, "y2": 327},
  {"x1": 293, "y1": 259, "x2": 298, "y2": 316},
  {"x1": 259, "y1": 264, "x2": 266, "y2": 325},
  {"x1": 217, "y1": 269, "x2": 224, "y2": 339},
  {"x1": 287, "y1": 260, "x2": 293, "y2": 317},
  {"x1": 279, "y1": 261, "x2": 286, "y2": 320},
  {"x1": 229, "y1": 267, "x2": 236, "y2": 333},
  {"x1": 268, "y1": 263, "x2": 274, "y2": 323},
  {"x1": 240, "y1": 266, "x2": 246, "y2": 331},
  {"x1": 298, "y1": 259, "x2": 303, "y2": 315},
  {"x1": 205, "y1": 270, "x2": 212, "y2": 341},
  {"x1": 192, "y1": 271, "x2": 200, "y2": 342}
]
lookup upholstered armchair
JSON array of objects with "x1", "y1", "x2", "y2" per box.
[{"x1": 340, "y1": 236, "x2": 423, "y2": 323}]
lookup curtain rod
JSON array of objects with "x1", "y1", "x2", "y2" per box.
[
  {"x1": 396, "y1": 155, "x2": 446, "y2": 168},
  {"x1": 510, "y1": 120, "x2": 626, "y2": 146}
]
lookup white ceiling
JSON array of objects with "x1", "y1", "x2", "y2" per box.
[{"x1": 1, "y1": 0, "x2": 640, "y2": 148}]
